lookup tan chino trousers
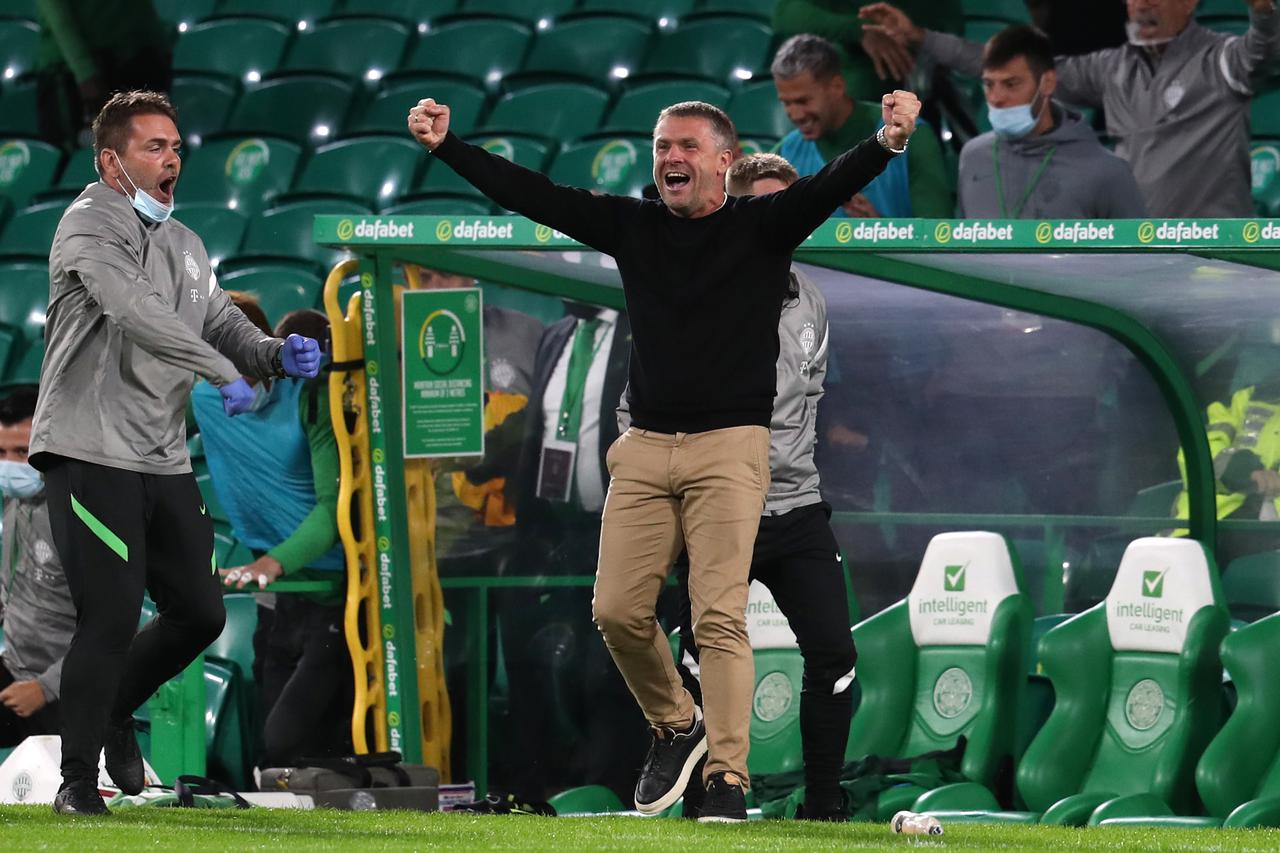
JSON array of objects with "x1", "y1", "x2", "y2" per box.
[{"x1": 592, "y1": 425, "x2": 770, "y2": 786}]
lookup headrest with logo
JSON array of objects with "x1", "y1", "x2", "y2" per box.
[
  {"x1": 745, "y1": 580, "x2": 798, "y2": 650},
  {"x1": 908, "y1": 532, "x2": 1023, "y2": 647},
  {"x1": 1105, "y1": 537, "x2": 1220, "y2": 654}
]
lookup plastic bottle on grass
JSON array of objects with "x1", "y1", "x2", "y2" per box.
[{"x1": 891, "y1": 810, "x2": 944, "y2": 836}]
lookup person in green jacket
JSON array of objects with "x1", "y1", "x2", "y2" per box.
[{"x1": 35, "y1": 0, "x2": 175, "y2": 149}]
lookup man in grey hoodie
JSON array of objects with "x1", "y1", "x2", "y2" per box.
[
  {"x1": 862, "y1": 0, "x2": 1280, "y2": 217},
  {"x1": 957, "y1": 25, "x2": 1146, "y2": 219},
  {"x1": 30, "y1": 91, "x2": 322, "y2": 816}
]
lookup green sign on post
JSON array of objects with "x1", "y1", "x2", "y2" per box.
[{"x1": 401, "y1": 288, "x2": 485, "y2": 458}]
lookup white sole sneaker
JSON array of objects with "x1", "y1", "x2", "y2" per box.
[{"x1": 634, "y1": 712, "x2": 709, "y2": 816}]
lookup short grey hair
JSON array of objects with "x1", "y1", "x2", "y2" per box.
[
  {"x1": 771, "y1": 33, "x2": 842, "y2": 81},
  {"x1": 655, "y1": 101, "x2": 739, "y2": 152}
]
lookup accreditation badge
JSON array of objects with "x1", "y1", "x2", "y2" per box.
[{"x1": 536, "y1": 438, "x2": 577, "y2": 503}]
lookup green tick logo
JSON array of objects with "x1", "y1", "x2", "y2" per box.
[
  {"x1": 1142, "y1": 569, "x2": 1168, "y2": 598},
  {"x1": 944, "y1": 563, "x2": 968, "y2": 592}
]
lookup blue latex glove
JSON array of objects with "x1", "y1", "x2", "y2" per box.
[
  {"x1": 220, "y1": 378, "x2": 256, "y2": 416},
  {"x1": 281, "y1": 334, "x2": 321, "y2": 379}
]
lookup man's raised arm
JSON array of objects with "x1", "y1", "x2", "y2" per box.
[{"x1": 408, "y1": 98, "x2": 634, "y2": 255}]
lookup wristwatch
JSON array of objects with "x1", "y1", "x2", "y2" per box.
[
  {"x1": 876, "y1": 126, "x2": 908, "y2": 155},
  {"x1": 271, "y1": 344, "x2": 286, "y2": 377}
]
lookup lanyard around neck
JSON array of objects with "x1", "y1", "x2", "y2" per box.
[{"x1": 993, "y1": 140, "x2": 1057, "y2": 219}]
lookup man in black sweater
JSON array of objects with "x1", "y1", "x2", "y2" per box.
[{"x1": 409, "y1": 91, "x2": 919, "y2": 822}]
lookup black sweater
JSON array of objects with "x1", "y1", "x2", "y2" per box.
[{"x1": 432, "y1": 131, "x2": 893, "y2": 434}]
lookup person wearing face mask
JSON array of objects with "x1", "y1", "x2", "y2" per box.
[
  {"x1": 191, "y1": 302, "x2": 351, "y2": 769},
  {"x1": 30, "y1": 91, "x2": 323, "y2": 816},
  {"x1": 956, "y1": 25, "x2": 1145, "y2": 219},
  {"x1": 0, "y1": 386, "x2": 74, "y2": 748},
  {"x1": 860, "y1": 0, "x2": 1280, "y2": 217}
]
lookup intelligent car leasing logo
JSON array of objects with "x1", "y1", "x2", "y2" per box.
[
  {"x1": 0, "y1": 140, "x2": 30, "y2": 186},
  {"x1": 224, "y1": 138, "x2": 269, "y2": 186},
  {"x1": 944, "y1": 563, "x2": 968, "y2": 592},
  {"x1": 1142, "y1": 568, "x2": 1167, "y2": 598},
  {"x1": 591, "y1": 139, "x2": 637, "y2": 191}
]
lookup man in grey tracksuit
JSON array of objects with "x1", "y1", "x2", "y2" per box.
[
  {"x1": 862, "y1": 0, "x2": 1280, "y2": 217},
  {"x1": 28, "y1": 91, "x2": 322, "y2": 815},
  {"x1": 620, "y1": 153, "x2": 857, "y2": 820},
  {"x1": 0, "y1": 387, "x2": 73, "y2": 747}
]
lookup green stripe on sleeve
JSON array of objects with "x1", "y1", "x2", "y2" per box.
[{"x1": 70, "y1": 493, "x2": 129, "y2": 562}]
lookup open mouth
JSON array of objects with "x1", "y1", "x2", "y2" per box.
[
  {"x1": 663, "y1": 171, "x2": 690, "y2": 191},
  {"x1": 157, "y1": 176, "x2": 177, "y2": 202}
]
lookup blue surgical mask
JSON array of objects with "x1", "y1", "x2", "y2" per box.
[
  {"x1": 0, "y1": 460, "x2": 43, "y2": 499},
  {"x1": 107, "y1": 150, "x2": 174, "y2": 223},
  {"x1": 988, "y1": 86, "x2": 1044, "y2": 139}
]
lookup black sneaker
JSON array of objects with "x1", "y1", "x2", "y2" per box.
[
  {"x1": 634, "y1": 705, "x2": 707, "y2": 815},
  {"x1": 52, "y1": 780, "x2": 109, "y2": 816},
  {"x1": 696, "y1": 771, "x2": 747, "y2": 823},
  {"x1": 103, "y1": 718, "x2": 145, "y2": 795},
  {"x1": 797, "y1": 788, "x2": 848, "y2": 821},
  {"x1": 679, "y1": 756, "x2": 708, "y2": 819}
]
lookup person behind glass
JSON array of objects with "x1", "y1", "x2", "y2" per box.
[
  {"x1": 30, "y1": 90, "x2": 322, "y2": 816},
  {"x1": 493, "y1": 301, "x2": 637, "y2": 800},
  {"x1": 956, "y1": 25, "x2": 1145, "y2": 219},
  {"x1": 192, "y1": 300, "x2": 351, "y2": 768},
  {"x1": 622, "y1": 153, "x2": 857, "y2": 821},
  {"x1": 0, "y1": 386, "x2": 74, "y2": 748},
  {"x1": 409, "y1": 88, "x2": 918, "y2": 821}
]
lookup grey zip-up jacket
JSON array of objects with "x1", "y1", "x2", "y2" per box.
[
  {"x1": 31, "y1": 182, "x2": 283, "y2": 474},
  {"x1": 924, "y1": 7, "x2": 1280, "y2": 217},
  {"x1": 618, "y1": 266, "x2": 828, "y2": 514},
  {"x1": 958, "y1": 104, "x2": 1146, "y2": 218},
  {"x1": 0, "y1": 494, "x2": 74, "y2": 702}
]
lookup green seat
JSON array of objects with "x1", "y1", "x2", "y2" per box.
[
  {"x1": 217, "y1": 261, "x2": 325, "y2": 321},
  {"x1": 519, "y1": 16, "x2": 653, "y2": 83},
  {"x1": 0, "y1": 0, "x2": 37, "y2": 21},
  {"x1": 224, "y1": 74, "x2": 356, "y2": 144},
  {"x1": 603, "y1": 80, "x2": 729, "y2": 135},
  {"x1": 1198, "y1": 0, "x2": 1249, "y2": 14},
  {"x1": 154, "y1": 0, "x2": 216, "y2": 25},
  {"x1": 0, "y1": 199, "x2": 62, "y2": 256},
  {"x1": 0, "y1": 138, "x2": 61, "y2": 208},
  {"x1": 482, "y1": 83, "x2": 608, "y2": 140},
  {"x1": 242, "y1": 198, "x2": 370, "y2": 270},
  {"x1": 348, "y1": 76, "x2": 486, "y2": 135},
  {"x1": 742, "y1": 582, "x2": 807, "y2": 778},
  {"x1": 961, "y1": 0, "x2": 1031, "y2": 23},
  {"x1": 548, "y1": 136, "x2": 653, "y2": 198},
  {"x1": 170, "y1": 75, "x2": 237, "y2": 143},
  {"x1": 54, "y1": 148, "x2": 97, "y2": 194},
  {"x1": 639, "y1": 18, "x2": 771, "y2": 83},
  {"x1": 546, "y1": 784, "x2": 625, "y2": 814},
  {"x1": 340, "y1": 0, "x2": 458, "y2": 25},
  {"x1": 178, "y1": 136, "x2": 303, "y2": 216},
  {"x1": 0, "y1": 79, "x2": 38, "y2": 136},
  {"x1": 414, "y1": 135, "x2": 550, "y2": 198},
  {"x1": 206, "y1": 593, "x2": 258, "y2": 682},
  {"x1": 280, "y1": 17, "x2": 411, "y2": 81},
  {"x1": 172, "y1": 203, "x2": 248, "y2": 265},
  {"x1": 458, "y1": 0, "x2": 575, "y2": 25},
  {"x1": 728, "y1": 80, "x2": 793, "y2": 140},
  {"x1": 401, "y1": 20, "x2": 531, "y2": 87},
  {"x1": 174, "y1": 17, "x2": 291, "y2": 80},
  {"x1": 1223, "y1": 550, "x2": 1280, "y2": 623},
  {"x1": 738, "y1": 137, "x2": 778, "y2": 156},
  {"x1": 213, "y1": 0, "x2": 336, "y2": 25},
  {"x1": 0, "y1": 259, "x2": 47, "y2": 381},
  {"x1": 576, "y1": 0, "x2": 695, "y2": 20},
  {"x1": 382, "y1": 196, "x2": 494, "y2": 216},
  {"x1": 846, "y1": 532, "x2": 1031, "y2": 818},
  {"x1": 0, "y1": 20, "x2": 38, "y2": 80},
  {"x1": 1201, "y1": 15, "x2": 1250, "y2": 35},
  {"x1": 292, "y1": 135, "x2": 424, "y2": 207},
  {"x1": 699, "y1": 0, "x2": 773, "y2": 18},
  {"x1": 1095, "y1": 612, "x2": 1280, "y2": 829},
  {"x1": 204, "y1": 658, "x2": 251, "y2": 788},
  {"x1": 1251, "y1": 140, "x2": 1280, "y2": 216},
  {"x1": 919, "y1": 538, "x2": 1229, "y2": 826}
]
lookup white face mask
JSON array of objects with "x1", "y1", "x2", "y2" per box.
[
  {"x1": 1125, "y1": 19, "x2": 1176, "y2": 47},
  {"x1": 0, "y1": 460, "x2": 43, "y2": 499},
  {"x1": 106, "y1": 149, "x2": 173, "y2": 223}
]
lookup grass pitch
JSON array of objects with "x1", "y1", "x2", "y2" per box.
[{"x1": 2, "y1": 806, "x2": 1278, "y2": 851}]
